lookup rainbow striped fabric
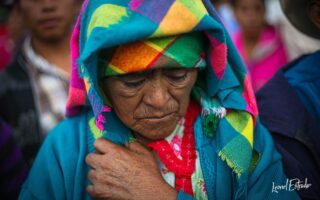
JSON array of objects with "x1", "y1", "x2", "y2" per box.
[
  {"x1": 66, "y1": 0, "x2": 258, "y2": 185},
  {"x1": 99, "y1": 32, "x2": 206, "y2": 77}
]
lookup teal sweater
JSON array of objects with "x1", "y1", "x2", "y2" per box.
[{"x1": 19, "y1": 110, "x2": 300, "y2": 200}]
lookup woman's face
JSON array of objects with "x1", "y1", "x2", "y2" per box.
[
  {"x1": 233, "y1": 0, "x2": 265, "y2": 38},
  {"x1": 102, "y1": 68, "x2": 198, "y2": 142}
]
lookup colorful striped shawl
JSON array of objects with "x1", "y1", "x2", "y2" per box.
[
  {"x1": 66, "y1": 0, "x2": 258, "y2": 185},
  {"x1": 98, "y1": 32, "x2": 207, "y2": 77}
]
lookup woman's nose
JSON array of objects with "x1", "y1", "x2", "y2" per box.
[{"x1": 143, "y1": 81, "x2": 170, "y2": 109}]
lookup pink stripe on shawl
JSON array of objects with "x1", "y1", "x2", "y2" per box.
[
  {"x1": 129, "y1": 0, "x2": 142, "y2": 10},
  {"x1": 96, "y1": 106, "x2": 111, "y2": 130},
  {"x1": 243, "y1": 75, "x2": 258, "y2": 123},
  {"x1": 206, "y1": 33, "x2": 227, "y2": 80},
  {"x1": 66, "y1": 0, "x2": 89, "y2": 116}
]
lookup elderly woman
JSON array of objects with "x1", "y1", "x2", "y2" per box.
[{"x1": 19, "y1": 0, "x2": 300, "y2": 199}]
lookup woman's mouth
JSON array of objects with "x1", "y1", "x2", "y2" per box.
[
  {"x1": 38, "y1": 17, "x2": 62, "y2": 29},
  {"x1": 139, "y1": 112, "x2": 176, "y2": 123}
]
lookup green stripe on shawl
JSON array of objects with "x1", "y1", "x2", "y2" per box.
[
  {"x1": 89, "y1": 117, "x2": 106, "y2": 140},
  {"x1": 217, "y1": 111, "x2": 254, "y2": 177},
  {"x1": 87, "y1": 4, "x2": 129, "y2": 38},
  {"x1": 218, "y1": 134, "x2": 253, "y2": 177},
  {"x1": 193, "y1": 86, "x2": 254, "y2": 177},
  {"x1": 99, "y1": 32, "x2": 206, "y2": 77}
]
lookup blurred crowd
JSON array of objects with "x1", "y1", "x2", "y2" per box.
[
  {"x1": 212, "y1": 0, "x2": 320, "y2": 91},
  {"x1": 0, "y1": 0, "x2": 319, "y2": 199},
  {"x1": 0, "y1": 0, "x2": 81, "y2": 198}
]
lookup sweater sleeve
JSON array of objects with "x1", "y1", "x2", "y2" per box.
[
  {"x1": 19, "y1": 124, "x2": 69, "y2": 199},
  {"x1": 19, "y1": 113, "x2": 90, "y2": 200},
  {"x1": 247, "y1": 121, "x2": 301, "y2": 200}
]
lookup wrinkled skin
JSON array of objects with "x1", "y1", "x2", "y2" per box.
[
  {"x1": 102, "y1": 68, "x2": 198, "y2": 142},
  {"x1": 85, "y1": 68, "x2": 198, "y2": 199},
  {"x1": 86, "y1": 139, "x2": 177, "y2": 200}
]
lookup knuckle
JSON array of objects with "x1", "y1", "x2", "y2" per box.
[
  {"x1": 85, "y1": 154, "x2": 92, "y2": 164},
  {"x1": 93, "y1": 185, "x2": 112, "y2": 199},
  {"x1": 94, "y1": 186, "x2": 103, "y2": 196},
  {"x1": 93, "y1": 139, "x2": 103, "y2": 148},
  {"x1": 87, "y1": 170, "x2": 95, "y2": 181},
  {"x1": 93, "y1": 170, "x2": 109, "y2": 184},
  {"x1": 100, "y1": 157, "x2": 110, "y2": 168}
]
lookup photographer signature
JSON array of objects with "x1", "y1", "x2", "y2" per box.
[{"x1": 272, "y1": 178, "x2": 311, "y2": 193}]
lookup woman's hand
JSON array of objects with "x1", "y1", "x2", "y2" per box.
[{"x1": 85, "y1": 138, "x2": 177, "y2": 200}]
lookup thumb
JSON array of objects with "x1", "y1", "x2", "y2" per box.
[{"x1": 126, "y1": 140, "x2": 151, "y2": 154}]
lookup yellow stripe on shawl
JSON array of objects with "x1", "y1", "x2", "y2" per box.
[
  {"x1": 89, "y1": 117, "x2": 106, "y2": 140},
  {"x1": 144, "y1": 37, "x2": 176, "y2": 52},
  {"x1": 107, "y1": 63, "x2": 126, "y2": 74},
  {"x1": 154, "y1": 1, "x2": 200, "y2": 36},
  {"x1": 225, "y1": 111, "x2": 254, "y2": 147},
  {"x1": 177, "y1": 0, "x2": 208, "y2": 20},
  {"x1": 84, "y1": 77, "x2": 91, "y2": 91},
  {"x1": 241, "y1": 115, "x2": 254, "y2": 147},
  {"x1": 87, "y1": 4, "x2": 128, "y2": 38}
]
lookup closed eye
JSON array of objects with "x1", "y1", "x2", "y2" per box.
[
  {"x1": 163, "y1": 69, "x2": 188, "y2": 82},
  {"x1": 117, "y1": 71, "x2": 148, "y2": 89},
  {"x1": 122, "y1": 79, "x2": 146, "y2": 88}
]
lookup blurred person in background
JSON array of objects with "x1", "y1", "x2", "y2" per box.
[
  {"x1": 0, "y1": 1, "x2": 15, "y2": 70},
  {"x1": 210, "y1": 0, "x2": 239, "y2": 36},
  {"x1": 231, "y1": 0, "x2": 288, "y2": 92},
  {"x1": 0, "y1": 0, "x2": 25, "y2": 70},
  {"x1": 256, "y1": 0, "x2": 320, "y2": 199},
  {"x1": 266, "y1": 0, "x2": 320, "y2": 61},
  {"x1": 0, "y1": 0, "x2": 81, "y2": 169}
]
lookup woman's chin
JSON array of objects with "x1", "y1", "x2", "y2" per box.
[
  {"x1": 131, "y1": 114, "x2": 181, "y2": 142},
  {"x1": 133, "y1": 125, "x2": 177, "y2": 143}
]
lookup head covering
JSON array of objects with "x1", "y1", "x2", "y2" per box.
[
  {"x1": 280, "y1": 0, "x2": 320, "y2": 39},
  {"x1": 99, "y1": 32, "x2": 206, "y2": 77},
  {"x1": 66, "y1": 0, "x2": 258, "y2": 182}
]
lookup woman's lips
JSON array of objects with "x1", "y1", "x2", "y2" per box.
[
  {"x1": 138, "y1": 113, "x2": 176, "y2": 123},
  {"x1": 38, "y1": 18, "x2": 62, "y2": 29}
]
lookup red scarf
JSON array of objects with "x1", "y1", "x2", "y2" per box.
[{"x1": 148, "y1": 100, "x2": 200, "y2": 195}]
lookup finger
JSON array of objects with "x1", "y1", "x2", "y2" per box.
[
  {"x1": 126, "y1": 140, "x2": 151, "y2": 154},
  {"x1": 85, "y1": 153, "x2": 103, "y2": 169},
  {"x1": 94, "y1": 138, "x2": 122, "y2": 154},
  {"x1": 86, "y1": 185, "x2": 95, "y2": 196},
  {"x1": 87, "y1": 185, "x2": 108, "y2": 199},
  {"x1": 87, "y1": 184, "x2": 124, "y2": 199},
  {"x1": 87, "y1": 169, "x2": 97, "y2": 183},
  {"x1": 88, "y1": 169, "x2": 124, "y2": 189}
]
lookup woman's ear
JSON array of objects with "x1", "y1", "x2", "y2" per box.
[{"x1": 308, "y1": 0, "x2": 320, "y2": 29}]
